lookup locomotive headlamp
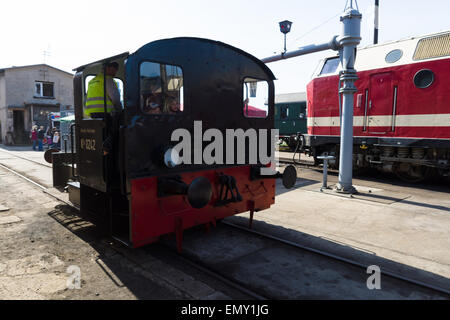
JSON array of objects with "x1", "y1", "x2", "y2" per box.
[{"x1": 164, "y1": 148, "x2": 181, "y2": 168}]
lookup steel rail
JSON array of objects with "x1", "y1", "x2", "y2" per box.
[
  {"x1": 0, "y1": 163, "x2": 47, "y2": 190},
  {"x1": 0, "y1": 148, "x2": 52, "y2": 168},
  {"x1": 156, "y1": 243, "x2": 268, "y2": 300}
]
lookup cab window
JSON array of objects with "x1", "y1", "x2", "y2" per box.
[
  {"x1": 243, "y1": 78, "x2": 268, "y2": 118},
  {"x1": 140, "y1": 62, "x2": 184, "y2": 115},
  {"x1": 320, "y1": 57, "x2": 340, "y2": 75}
]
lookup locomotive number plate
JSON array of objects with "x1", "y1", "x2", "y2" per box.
[{"x1": 80, "y1": 138, "x2": 96, "y2": 151}]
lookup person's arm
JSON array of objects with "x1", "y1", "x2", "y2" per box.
[{"x1": 106, "y1": 78, "x2": 122, "y2": 112}]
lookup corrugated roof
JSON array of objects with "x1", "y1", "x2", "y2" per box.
[{"x1": 275, "y1": 92, "x2": 306, "y2": 104}]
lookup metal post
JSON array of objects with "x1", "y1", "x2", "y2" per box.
[
  {"x1": 335, "y1": 4, "x2": 361, "y2": 194},
  {"x1": 374, "y1": 0, "x2": 379, "y2": 44},
  {"x1": 317, "y1": 155, "x2": 335, "y2": 190}
]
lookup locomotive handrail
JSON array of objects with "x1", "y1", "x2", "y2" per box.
[
  {"x1": 118, "y1": 125, "x2": 127, "y2": 195},
  {"x1": 70, "y1": 123, "x2": 78, "y2": 178}
]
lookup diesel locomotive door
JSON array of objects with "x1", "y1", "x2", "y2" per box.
[{"x1": 367, "y1": 72, "x2": 394, "y2": 134}]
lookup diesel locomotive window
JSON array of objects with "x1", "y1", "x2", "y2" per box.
[
  {"x1": 280, "y1": 105, "x2": 289, "y2": 119},
  {"x1": 243, "y1": 78, "x2": 268, "y2": 118},
  {"x1": 140, "y1": 62, "x2": 184, "y2": 115},
  {"x1": 413, "y1": 69, "x2": 434, "y2": 89},
  {"x1": 320, "y1": 57, "x2": 340, "y2": 75},
  {"x1": 385, "y1": 49, "x2": 403, "y2": 63}
]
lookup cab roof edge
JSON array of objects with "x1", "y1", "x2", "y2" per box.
[{"x1": 73, "y1": 52, "x2": 129, "y2": 72}]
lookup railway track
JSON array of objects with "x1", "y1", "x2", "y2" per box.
[
  {"x1": 221, "y1": 220, "x2": 450, "y2": 297},
  {"x1": 0, "y1": 148, "x2": 52, "y2": 168},
  {"x1": 1, "y1": 150, "x2": 449, "y2": 299}
]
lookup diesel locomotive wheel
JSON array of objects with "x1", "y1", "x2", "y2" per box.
[{"x1": 394, "y1": 162, "x2": 430, "y2": 183}]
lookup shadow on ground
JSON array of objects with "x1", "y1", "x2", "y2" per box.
[
  {"x1": 226, "y1": 214, "x2": 450, "y2": 296},
  {"x1": 47, "y1": 201, "x2": 450, "y2": 299},
  {"x1": 47, "y1": 204, "x2": 188, "y2": 300}
]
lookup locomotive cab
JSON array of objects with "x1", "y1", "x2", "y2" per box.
[{"x1": 70, "y1": 38, "x2": 295, "y2": 249}]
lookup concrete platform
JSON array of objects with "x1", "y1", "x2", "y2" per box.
[
  {"x1": 0, "y1": 145, "x2": 53, "y2": 187},
  {"x1": 229, "y1": 164, "x2": 450, "y2": 291}
]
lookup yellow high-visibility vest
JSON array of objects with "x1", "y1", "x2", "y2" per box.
[{"x1": 84, "y1": 74, "x2": 115, "y2": 117}]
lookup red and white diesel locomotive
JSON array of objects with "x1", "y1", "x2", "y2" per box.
[{"x1": 304, "y1": 31, "x2": 450, "y2": 181}]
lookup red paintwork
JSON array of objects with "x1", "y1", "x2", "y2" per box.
[
  {"x1": 310, "y1": 126, "x2": 450, "y2": 139},
  {"x1": 307, "y1": 58, "x2": 450, "y2": 139},
  {"x1": 244, "y1": 105, "x2": 267, "y2": 117},
  {"x1": 130, "y1": 165, "x2": 275, "y2": 248}
]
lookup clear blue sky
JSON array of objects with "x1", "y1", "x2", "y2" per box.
[{"x1": 1, "y1": 0, "x2": 449, "y2": 94}]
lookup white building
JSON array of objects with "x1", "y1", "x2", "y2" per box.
[{"x1": 0, "y1": 64, "x2": 73, "y2": 144}]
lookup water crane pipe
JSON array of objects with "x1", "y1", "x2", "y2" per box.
[
  {"x1": 261, "y1": 36, "x2": 341, "y2": 64},
  {"x1": 262, "y1": 1, "x2": 362, "y2": 194}
]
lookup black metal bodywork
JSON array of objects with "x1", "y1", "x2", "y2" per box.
[
  {"x1": 70, "y1": 38, "x2": 276, "y2": 240},
  {"x1": 123, "y1": 38, "x2": 275, "y2": 184}
]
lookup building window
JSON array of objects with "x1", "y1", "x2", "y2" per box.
[{"x1": 35, "y1": 81, "x2": 54, "y2": 98}]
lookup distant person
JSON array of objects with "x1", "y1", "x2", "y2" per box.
[
  {"x1": 37, "y1": 126, "x2": 45, "y2": 151},
  {"x1": 30, "y1": 126, "x2": 38, "y2": 151},
  {"x1": 45, "y1": 128, "x2": 50, "y2": 148},
  {"x1": 142, "y1": 80, "x2": 163, "y2": 115},
  {"x1": 46, "y1": 127, "x2": 55, "y2": 149},
  {"x1": 166, "y1": 96, "x2": 181, "y2": 114},
  {"x1": 52, "y1": 131, "x2": 60, "y2": 149},
  {"x1": 144, "y1": 95, "x2": 162, "y2": 115}
]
